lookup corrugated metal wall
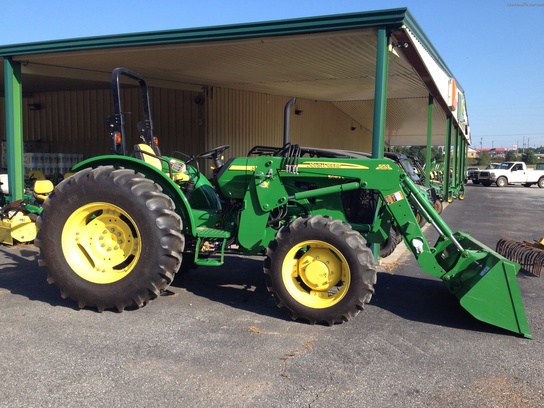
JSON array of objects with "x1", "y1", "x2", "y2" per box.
[
  {"x1": 2, "y1": 85, "x2": 371, "y2": 166},
  {"x1": 1, "y1": 87, "x2": 205, "y2": 159},
  {"x1": 205, "y1": 87, "x2": 372, "y2": 159}
]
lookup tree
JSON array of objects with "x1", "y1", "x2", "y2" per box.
[
  {"x1": 388, "y1": 145, "x2": 443, "y2": 166},
  {"x1": 505, "y1": 150, "x2": 518, "y2": 161},
  {"x1": 522, "y1": 148, "x2": 536, "y2": 165},
  {"x1": 478, "y1": 151, "x2": 491, "y2": 167}
]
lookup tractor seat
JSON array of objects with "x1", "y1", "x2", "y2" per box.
[
  {"x1": 34, "y1": 179, "x2": 54, "y2": 202},
  {"x1": 26, "y1": 169, "x2": 46, "y2": 181},
  {"x1": 134, "y1": 143, "x2": 162, "y2": 170}
]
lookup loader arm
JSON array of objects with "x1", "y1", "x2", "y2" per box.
[{"x1": 383, "y1": 172, "x2": 531, "y2": 338}]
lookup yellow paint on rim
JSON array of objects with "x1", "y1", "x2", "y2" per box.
[
  {"x1": 62, "y1": 202, "x2": 140, "y2": 284},
  {"x1": 282, "y1": 240, "x2": 350, "y2": 309}
]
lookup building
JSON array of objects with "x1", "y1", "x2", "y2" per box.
[
  {"x1": 476, "y1": 148, "x2": 509, "y2": 158},
  {"x1": 1, "y1": 8, "x2": 470, "y2": 199}
]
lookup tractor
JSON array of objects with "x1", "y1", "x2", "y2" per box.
[
  {"x1": 0, "y1": 172, "x2": 53, "y2": 245},
  {"x1": 35, "y1": 68, "x2": 531, "y2": 338}
]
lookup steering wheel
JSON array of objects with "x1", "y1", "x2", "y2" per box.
[
  {"x1": 198, "y1": 145, "x2": 230, "y2": 173},
  {"x1": 197, "y1": 144, "x2": 230, "y2": 160}
]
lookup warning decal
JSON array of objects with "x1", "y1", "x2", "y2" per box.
[{"x1": 384, "y1": 191, "x2": 405, "y2": 205}]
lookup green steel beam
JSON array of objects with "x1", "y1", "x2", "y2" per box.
[
  {"x1": 0, "y1": 9, "x2": 407, "y2": 56},
  {"x1": 425, "y1": 94, "x2": 434, "y2": 188},
  {"x1": 460, "y1": 138, "x2": 467, "y2": 186},
  {"x1": 458, "y1": 130, "x2": 463, "y2": 189},
  {"x1": 3, "y1": 58, "x2": 24, "y2": 200},
  {"x1": 371, "y1": 26, "x2": 389, "y2": 159},
  {"x1": 452, "y1": 126, "x2": 459, "y2": 190},
  {"x1": 456, "y1": 128, "x2": 463, "y2": 190},
  {"x1": 443, "y1": 116, "x2": 452, "y2": 201},
  {"x1": 370, "y1": 25, "x2": 390, "y2": 259}
]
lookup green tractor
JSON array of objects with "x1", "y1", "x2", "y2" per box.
[
  {"x1": 0, "y1": 173, "x2": 53, "y2": 245},
  {"x1": 36, "y1": 68, "x2": 531, "y2": 337}
]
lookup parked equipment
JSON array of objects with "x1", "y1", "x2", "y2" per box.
[
  {"x1": 496, "y1": 238, "x2": 544, "y2": 277},
  {"x1": 0, "y1": 174, "x2": 52, "y2": 245},
  {"x1": 36, "y1": 68, "x2": 531, "y2": 338}
]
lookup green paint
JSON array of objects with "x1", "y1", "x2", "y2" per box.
[
  {"x1": 371, "y1": 26, "x2": 389, "y2": 160},
  {"x1": 425, "y1": 95, "x2": 434, "y2": 188},
  {"x1": 3, "y1": 58, "x2": 24, "y2": 201}
]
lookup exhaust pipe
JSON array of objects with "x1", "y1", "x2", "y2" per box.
[{"x1": 283, "y1": 97, "x2": 297, "y2": 146}]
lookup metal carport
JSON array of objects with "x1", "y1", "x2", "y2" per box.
[{"x1": 1, "y1": 8, "x2": 470, "y2": 201}]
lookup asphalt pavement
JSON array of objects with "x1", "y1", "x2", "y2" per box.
[{"x1": 1, "y1": 182, "x2": 543, "y2": 407}]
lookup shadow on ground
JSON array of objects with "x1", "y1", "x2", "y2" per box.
[{"x1": 0, "y1": 244, "x2": 76, "y2": 309}]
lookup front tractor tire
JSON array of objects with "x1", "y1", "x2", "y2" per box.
[
  {"x1": 35, "y1": 166, "x2": 184, "y2": 312},
  {"x1": 264, "y1": 216, "x2": 377, "y2": 325}
]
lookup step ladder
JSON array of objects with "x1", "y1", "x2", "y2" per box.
[{"x1": 193, "y1": 227, "x2": 231, "y2": 266}]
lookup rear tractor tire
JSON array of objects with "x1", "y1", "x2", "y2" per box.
[
  {"x1": 35, "y1": 166, "x2": 185, "y2": 312},
  {"x1": 264, "y1": 215, "x2": 377, "y2": 325}
]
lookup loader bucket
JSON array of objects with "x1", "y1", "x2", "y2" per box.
[{"x1": 438, "y1": 232, "x2": 532, "y2": 338}]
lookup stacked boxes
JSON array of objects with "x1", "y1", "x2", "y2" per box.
[
  {"x1": 23, "y1": 152, "x2": 83, "y2": 176},
  {"x1": 1, "y1": 142, "x2": 82, "y2": 176}
]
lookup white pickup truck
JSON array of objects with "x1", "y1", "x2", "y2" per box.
[{"x1": 478, "y1": 161, "x2": 544, "y2": 187}]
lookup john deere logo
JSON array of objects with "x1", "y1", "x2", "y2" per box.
[{"x1": 376, "y1": 164, "x2": 393, "y2": 170}]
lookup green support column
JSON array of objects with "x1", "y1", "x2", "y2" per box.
[
  {"x1": 425, "y1": 95, "x2": 434, "y2": 188},
  {"x1": 3, "y1": 57, "x2": 25, "y2": 201},
  {"x1": 371, "y1": 26, "x2": 390, "y2": 259},
  {"x1": 371, "y1": 26, "x2": 389, "y2": 160},
  {"x1": 457, "y1": 131, "x2": 463, "y2": 190},
  {"x1": 457, "y1": 134, "x2": 464, "y2": 187},
  {"x1": 452, "y1": 127, "x2": 460, "y2": 195},
  {"x1": 460, "y1": 138, "x2": 467, "y2": 197},
  {"x1": 461, "y1": 136, "x2": 468, "y2": 183},
  {"x1": 443, "y1": 116, "x2": 452, "y2": 201}
]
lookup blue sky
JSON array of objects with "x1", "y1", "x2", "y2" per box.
[{"x1": 2, "y1": 0, "x2": 543, "y2": 149}]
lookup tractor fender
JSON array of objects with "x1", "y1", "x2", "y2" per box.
[{"x1": 72, "y1": 155, "x2": 196, "y2": 236}]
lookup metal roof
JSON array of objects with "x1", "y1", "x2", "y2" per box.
[{"x1": 1, "y1": 8, "x2": 469, "y2": 146}]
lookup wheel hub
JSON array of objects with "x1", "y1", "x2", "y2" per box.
[
  {"x1": 298, "y1": 248, "x2": 341, "y2": 291},
  {"x1": 76, "y1": 210, "x2": 137, "y2": 271},
  {"x1": 63, "y1": 203, "x2": 140, "y2": 284}
]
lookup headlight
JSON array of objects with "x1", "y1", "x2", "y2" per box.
[{"x1": 490, "y1": 172, "x2": 496, "y2": 178}]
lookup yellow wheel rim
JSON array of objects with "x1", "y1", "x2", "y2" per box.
[
  {"x1": 62, "y1": 202, "x2": 140, "y2": 284},
  {"x1": 282, "y1": 240, "x2": 350, "y2": 309}
]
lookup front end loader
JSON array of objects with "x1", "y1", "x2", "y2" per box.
[{"x1": 35, "y1": 68, "x2": 531, "y2": 338}]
